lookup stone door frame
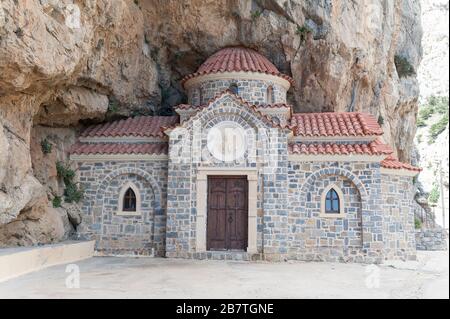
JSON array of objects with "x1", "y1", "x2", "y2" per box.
[{"x1": 196, "y1": 167, "x2": 258, "y2": 254}]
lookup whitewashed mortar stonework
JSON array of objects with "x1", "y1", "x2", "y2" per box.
[
  {"x1": 415, "y1": 228, "x2": 448, "y2": 251},
  {"x1": 188, "y1": 79, "x2": 287, "y2": 106},
  {"x1": 381, "y1": 174, "x2": 417, "y2": 260},
  {"x1": 73, "y1": 96, "x2": 419, "y2": 262},
  {"x1": 76, "y1": 160, "x2": 168, "y2": 256},
  {"x1": 286, "y1": 161, "x2": 384, "y2": 263},
  {"x1": 165, "y1": 95, "x2": 280, "y2": 259},
  {"x1": 71, "y1": 47, "x2": 425, "y2": 262}
]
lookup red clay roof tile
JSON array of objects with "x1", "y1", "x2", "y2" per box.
[
  {"x1": 70, "y1": 142, "x2": 168, "y2": 155},
  {"x1": 290, "y1": 112, "x2": 383, "y2": 137},
  {"x1": 80, "y1": 116, "x2": 179, "y2": 138},
  {"x1": 181, "y1": 47, "x2": 293, "y2": 86},
  {"x1": 175, "y1": 102, "x2": 292, "y2": 110},
  {"x1": 288, "y1": 141, "x2": 393, "y2": 156},
  {"x1": 381, "y1": 155, "x2": 422, "y2": 172}
]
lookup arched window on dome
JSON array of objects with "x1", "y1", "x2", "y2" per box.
[
  {"x1": 266, "y1": 85, "x2": 274, "y2": 104},
  {"x1": 229, "y1": 83, "x2": 239, "y2": 95},
  {"x1": 198, "y1": 87, "x2": 203, "y2": 105}
]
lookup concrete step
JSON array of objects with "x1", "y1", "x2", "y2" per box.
[{"x1": 0, "y1": 240, "x2": 95, "y2": 282}]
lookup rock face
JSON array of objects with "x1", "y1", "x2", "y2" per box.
[
  {"x1": 418, "y1": 0, "x2": 449, "y2": 99},
  {"x1": 414, "y1": 0, "x2": 448, "y2": 229},
  {"x1": 0, "y1": 0, "x2": 423, "y2": 246}
]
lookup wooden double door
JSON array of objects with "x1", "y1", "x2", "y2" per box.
[{"x1": 207, "y1": 176, "x2": 248, "y2": 251}]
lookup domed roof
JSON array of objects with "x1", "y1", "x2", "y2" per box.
[{"x1": 182, "y1": 47, "x2": 293, "y2": 86}]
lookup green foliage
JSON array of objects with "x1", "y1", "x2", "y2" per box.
[
  {"x1": 251, "y1": 10, "x2": 262, "y2": 21},
  {"x1": 416, "y1": 133, "x2": 422, "y2": 143},
  {"x1": 64, "y1": 183, "x2": 84, "y2": 204},
  {"x1": 56, "y1": 162, "x2": 75, "y2": 185},
  {"x1": 394, "y1": 55, "x2": 415, "y2": 78},
  {"x1": 40, "y1": 138, "x2": 52, "y2": 154},
  {"x1": 160, "y1": 87, "x2": 171, "y2": 103},
  {"x1": 416, "y1": 117, "x2": 426, "y2": 127},
  {"x1": 107, "y1": 98, "x2": 119, "y2": 114},
  {"x1": 414, "y1": 217, "x2": 422, "y2": 229},
  {"x1": 173, "y1": 51, "x2": 183, "y2": 61},
  {"x1": 52, "y1": 196, "x2": 62, "y2": 208},
  {"x1": 416, "y1": 96, "x2": 449, "y2": 138},
  {"x1": 56, "y1": 161, "x2": 83, "y2": 204},
  {"x1": 131, "y1": 108, "x2": 151, "y2": 117},
  {"x1": 428, "y1": 113, "x2": 448, "y2": 144},
  {"x1": 428, "y1": 184, "x2": 440, "y2": 204},
  {"x1": 377, "y1": 115, "x2": 384, "y2": 125},
  {"x1": 14, "y1": 27, "x2": 23, "y2": 37},
  {"x1": 427, "y1": 96, "x2": 449, "y2": 114},
  {"x1": 418, "y1": 106, "x2": 435, "y2": 122},
  {"x1": 296, "y1": 24, "x2": 312, "y2": 43}
]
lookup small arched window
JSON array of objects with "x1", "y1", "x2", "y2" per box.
[
  {"x1": 266, "y1": 85, "x2": 274, "y2": 104},
  {"x1": 123, "y1": 188, "x2": 137, "y2": 212},
  {"x1": 229, "y1": 83, "x2": 239, "y2": 95},
  {"x1": 325, "y1": 189, "x2": 339, "y2": 214},
  {"x1": 320, "y1": 185, "x2": 345, "y2": 217},
  {"x1": 117, "y1": 182, "x2": 141, "y2": 216}
]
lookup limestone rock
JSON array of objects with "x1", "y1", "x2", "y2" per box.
[
  {"x1": 0, "y1": 198, "x2": 65, "y2": 247},
  {"x1": 0, "y1": 0, "x2": 424, "y2": 246},
  {"x1": 35, "y1": 87, "x2": 109, "y2": 126},
  {"x1": 61, "y1": 203, "x2": 83, "y2": 227}
]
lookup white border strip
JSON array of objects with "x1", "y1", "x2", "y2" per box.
[
  {"x1": 79, "y1": 136, "x2": 167, "y2": 143},
  {"x1": 288, "y1": 154, "x2": 386, "y2": 162},
  {"x1": 290, "y1": 136, "x2": 378, "y2": 143},
  {"x1": 184, "y1": 71, "x2": 291, "y2": 91},
  {"x1": 70, "y1": 154, "x2": 168, "y2": 161},
  {"x1": 380, "y1": 167, "x2": 419, "y2": 177}
]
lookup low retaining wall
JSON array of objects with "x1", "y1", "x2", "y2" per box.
[
  {"x1": 0, "y1": 240, "x2": 95, "y2": 282},
  {"x1": 415, "y1": 228, "x2": 448, "y2": 251}
]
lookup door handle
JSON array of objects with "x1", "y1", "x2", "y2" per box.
[{"x1": 228, "y1": 216, "x2": 233, "y2": 223}]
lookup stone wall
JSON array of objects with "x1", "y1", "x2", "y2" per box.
[
  {"x1": 381, "y1": 173, "x2": 417, "y2": 260},
  {"x1": 165, "y1": 93, "x2": 283, "y2": 258},
  {"x1": 75, "y1": 160, "x2": 168, "y2": 256},
  {"x1": 71, "y1": 95, "x2": 418, "y2": 263},
  {"x1": 416, "y1": 228, "x2": 448, "y2": 251},
  {"x1": 286, "y1": 161, "x2": 384, "y2": 263},
  {"x1": 165, "y1": 94, "x2": 418, "y2": 263},
  {"x1": 188, "y1": 78, "x2": 287, "y2": 106}
]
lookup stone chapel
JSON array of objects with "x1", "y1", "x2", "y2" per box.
[{"x1": 70, "y1": 47, "x2": 421, "y2": 263}]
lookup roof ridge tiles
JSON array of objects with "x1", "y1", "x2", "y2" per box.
[
  {"x1": 290, "y1": 112, "x2": 383, "y2": 137},
  {"x1": 181, "y1": 47, "x2": 294, "y2": 87},
  {"x1": 79, "y1": 115, "x2": 179, "y2": 139}
]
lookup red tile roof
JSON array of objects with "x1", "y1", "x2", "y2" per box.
[
  {"x1": 174, "y1": 104, "x2": 205, "y2": 110},
  {"x1": 289, "y1": 138, "x2": 421, "y2": 172},
  {"x1": 256, "y1": 103, "x2": 292, "y2": 109},
  {"x1": 70, "y1": 142, "x2": 168, "y2": 155},
  {"x1": 290, "y1": 112, "x2": 383, "y2": 137},
  {"x1": 175, "y1": 102, "x2": 292, "y2": 110},
  {"x1": 288, "y1": 141, "x2": 393, "y2": 156},
  {"x1": 80, "y1": 116, "x2": 179, "y2": 138},
  {"x1": 381, "y1": 155, "x2": 422, "y2": 172},
  {"x1": 181, "y1": 47, "x2": 293, "y2": 86}
]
